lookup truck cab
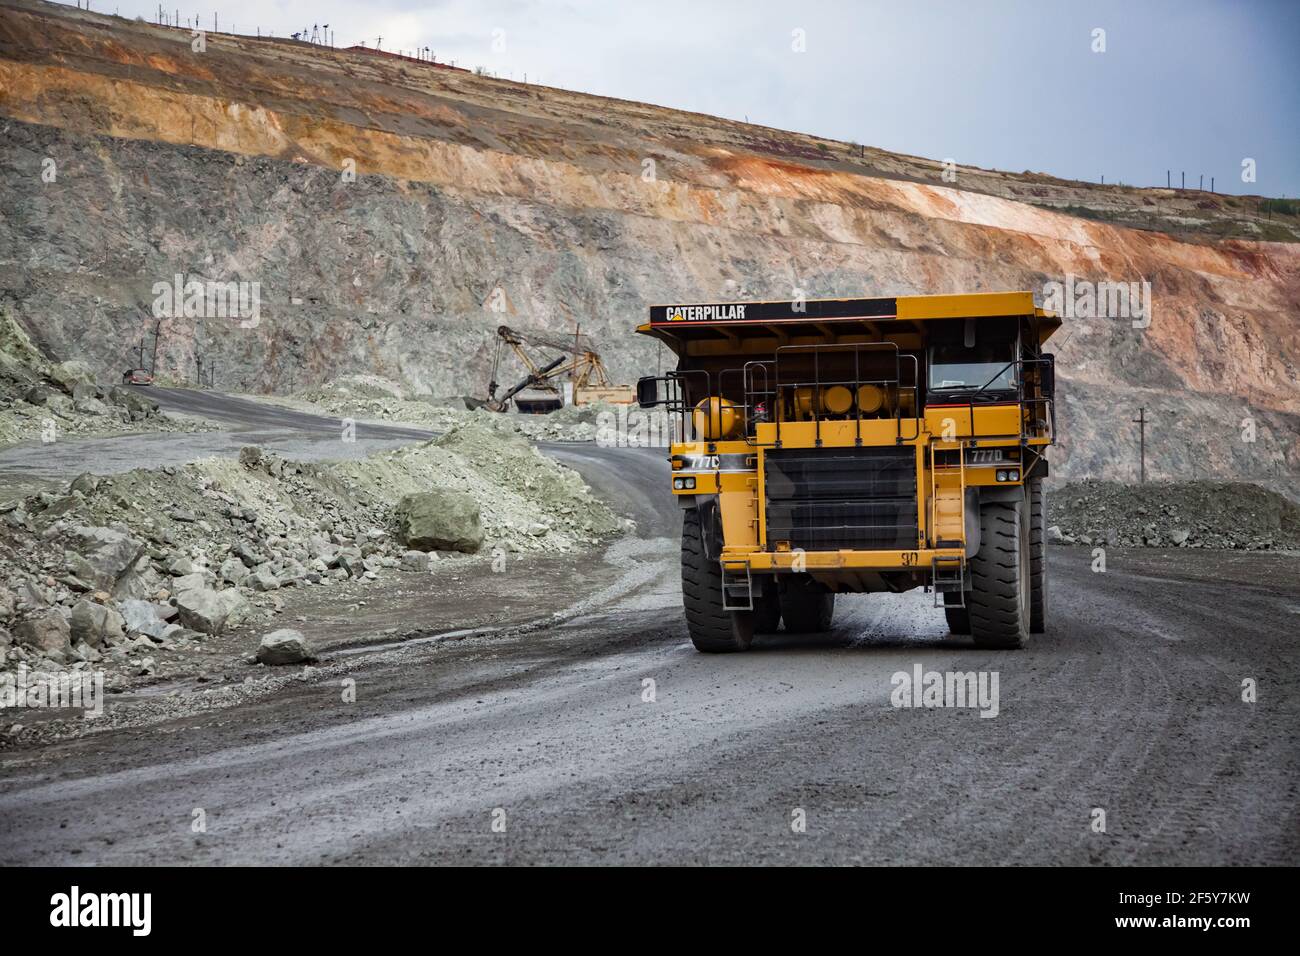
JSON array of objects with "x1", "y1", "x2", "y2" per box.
[{"x1": 635, "y1": 291, "x2": 1058, "y2": 652}]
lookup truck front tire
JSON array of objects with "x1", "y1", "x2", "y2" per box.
[
  {"x1": 680, "y1": 508, "x2": 755, "y2": 652},
  {"x1": 967, "y1": 498, "x2": 1031, "y2": 649},
  {"x1": 1028, "y1": 478, "x2": 1047, "y2": 633},
  {"x1": 943, "y1": 594, "x2": 970, "y2": 634}
]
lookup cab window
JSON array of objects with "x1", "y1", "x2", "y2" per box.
[{"x1": 928, "y1": 343, "x2": 1018, "y2": 393}]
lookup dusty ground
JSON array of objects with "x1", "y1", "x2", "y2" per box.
[{"x1": 0, "y1": 432, "x2": 1295, "y2": 865}]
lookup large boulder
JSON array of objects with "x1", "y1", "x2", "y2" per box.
[
  {"x1": 249, "y1": 566, "x2": 281, "y2": 591},
  {"x1": 219, "y1": 556, "x2": 250, "y2": 586},
  {"x1": 69, "y1": 600, "x2": 126, "y2": 647},
  {"x1": 48, "y1": 359, "x2": 96, "y2": 395},
  {"x1": 175, "y1": 587, "x2": 249, "y2": 636},
  {"x1": 395, "y1": 490, "x2": 483, "y2": 553},
  {"x1": 400, "y1": 550, "x2": 432, "y2": 572},
  {"x1": 172, "y1": 570, "x2": 216, "y2": 595},
  {"x1": 118, "y1": 599, "x2": 178, "y2": 641},
  {"x1": 110, "y1": 556, "x2": 164, "y2": 601},
  {"x1": 256, "y1": 628, "x2": 316, "y2": 665},
  {"x1": 14, "y1": 609, "x2": 72, "y2": 662},
  {"x1": 23, "y1": 384, "x2": 51, "y2": 406},
  {"x1": 65, "y1": 526, "x2": 147, "y2": 592}
]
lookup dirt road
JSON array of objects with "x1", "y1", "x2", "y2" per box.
[
  {"x1": 1, "y1": 427, "x2": 1296, "y2": 865},
  {"x1": 0, "y1": 387, "x2": 434, "y2": 489}
]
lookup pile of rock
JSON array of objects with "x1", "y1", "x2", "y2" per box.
[
  {"x1": 0, "y1": 420, "x2": 623, "y2": 677},
  {"x1": 0, "y1": 520, "x2": 247, "y2": 677},
  {"x1": 1045, "y1": 479, "x2": 1300, "y2": 551}
]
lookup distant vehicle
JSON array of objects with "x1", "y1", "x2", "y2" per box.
[
  {"x1": 485, "y1": 325, "x2": 634, "y2": 413},
  {"x1": 122, "y1": 368, "x2": 154, "y2": 385}
]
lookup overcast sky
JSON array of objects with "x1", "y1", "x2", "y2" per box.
[{"x1": 75, "y1": 0, "x2": 1300, "y2": 196}]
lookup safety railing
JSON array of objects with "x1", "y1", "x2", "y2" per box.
[
  {"x1": 747, "y1": 342, "x2": 921, "y2": 448},
  {"x1": 929, "y1": 355, "x2": 1055, "y2": 443}
]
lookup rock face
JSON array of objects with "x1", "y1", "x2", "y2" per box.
[
  {"x1": 0, "y1": 2, "x2": 1297, "y2": 486},
  {"x1": 395, "y1": 490, "x2": 483, "y2": 553},
  {"x1": 256, "y1": 628, "x2": 316, "y2": 665}
]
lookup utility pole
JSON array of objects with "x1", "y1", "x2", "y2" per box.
[
  {"x1": 196, "y1": 354, "x2": 203, "y2": 386},
  {"x1": 150, "y1": 319, "x2": 161, "y2": 374},
  {"x1": 1132, "y1": 407, "x2": 1148, "y2": 483}
]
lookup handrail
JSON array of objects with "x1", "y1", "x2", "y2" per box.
[
  {"x1": 928, "y1": 355, "x2": 1055, "y2": 443},
  {"x1": 770, "y1": 342, "x2": 921, "y2": 446}
]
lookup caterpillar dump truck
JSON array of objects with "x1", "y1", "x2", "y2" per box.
[{"x1": 634, "y1": 291, "x2": 1058, "y2": 653}]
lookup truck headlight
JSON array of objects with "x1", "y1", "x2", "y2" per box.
[
  {"x1": 673, "y1": 477, "x2": 697, "y2": 490},
  {"x1": 995, "y1": 469, "x2": 1019, "y2": 482}
]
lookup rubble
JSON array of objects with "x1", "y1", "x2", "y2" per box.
[
  {"x1": 0, "y1": 418, "x2": 624, "y2": 683},
  {"x1": 1046, "y1": 479, "x2": 1300, "y2": 551}
]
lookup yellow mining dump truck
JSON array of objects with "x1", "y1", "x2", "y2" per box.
[{"x1": 634, "y1": 291, "x2": 1058, "y2": 653}]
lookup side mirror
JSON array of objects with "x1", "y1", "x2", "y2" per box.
[
  {"x1": 636, "y1": 375, "x2": 662, "y2": 409},
  {"x1": 1039, "y1": 354, "x2": 1055, "y2": 400}
]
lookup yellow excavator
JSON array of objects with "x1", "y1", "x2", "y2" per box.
[{"x1": 485, "y1": 325, "x2": 634, "y2": 413}]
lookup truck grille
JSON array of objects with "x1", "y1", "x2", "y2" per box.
[{"x1": 764, "y1": 447, "x2": 918, "y2": 551}]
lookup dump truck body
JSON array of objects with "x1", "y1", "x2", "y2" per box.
[{"x1": 635, "y1": 291, "x2": 1058, "y2": 652}]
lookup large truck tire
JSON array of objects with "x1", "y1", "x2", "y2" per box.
[
  {"x1": 967, "y1": 498, "x2": 1031, "y2": 649},
  {"x1": 680, "y1": 508, "x2": 755, "y2": 652},
  {"x1": 943, "y1": 594, "x2": 970, "y2": 634},
  {"x1": 753, "y1": 580, "x2": 782, "y2": 633},
  {"x1": 1028, "y1": 478, "x2": 1047, "y2": 634},
  {"x1": 779, "y1": 576, "x2": 835, "y2": 633}
]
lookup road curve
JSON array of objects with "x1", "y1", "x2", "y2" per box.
[
  {"x1": 0, "y1": 387, "x2": 436, "y2": 485},
  {"x1": 145, "y1": 387, "x2": 434, "y2": 441},
  {"x1": 0, "y1": 442, "x2": 1296, "y2": 865}
]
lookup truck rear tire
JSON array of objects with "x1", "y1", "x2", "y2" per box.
[
  {"x1": 753, "y1": 581, "x2": 782, "y2": 633},
  {"x1": 680, "y1": 508, "x2": 755, "y2": 652},
  {"x1": 780, "y1": 577, "x2": 835, "y2": 633},
  {"x1": 1028, "y1": 478, "x2": 1047, "y2": 633},
  {"x1": 943, "y1": 595, "x2": 970, "y2": 634},
  {"x1": 967, "y1": 499, "x2": 1031, "y2": 649}
]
